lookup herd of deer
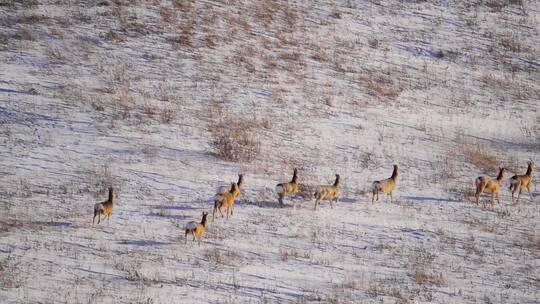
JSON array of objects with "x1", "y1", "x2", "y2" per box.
[{"x1": 92, "y1": 162, "x2": 535, "y2": 247}]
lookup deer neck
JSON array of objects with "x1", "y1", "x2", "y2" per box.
[
  {"x1": 237, "y1": 175, "x2": 243, "y2": 188},
  {"x1": 391, "y1": 169, "x2": 398, "y2": 180},
  {"x1": 201, "y1": 215, "x2": 208, "y2": 227}
]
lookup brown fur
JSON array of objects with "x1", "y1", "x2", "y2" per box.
[
  {"x1": 314, "y1": 174, "x2": 340, "y2": 210},
  {"x1": 213, "y1": 183, "x2": 238, "y2": 220},
  {"x1": 475, "y1": 167, "x2": 506, "y2": 207},
  {"x1": 217, "y1": 174, "x2": 243, "y2": 199},
  {"x1": 372, "y1": 165, "x2": 399, "y2": 204},
  {"x1": 93, "y1": 187, "x2": 116, "y2": 226},
  {"x1": 185, "y1": 212, "x2": 209, "y2": 247},
  {"x1": 509, "y1": 162, "x2": 534, "y2": 203},
  {"x1": 276, "y1": 168, "x2": 299, "y2": 207}
]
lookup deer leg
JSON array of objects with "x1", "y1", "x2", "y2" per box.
[
  {"x1": 517, "y1": 188, "x2": 522, "y2": 203},
  {"x1": 511, "y1": 188, "x2": 515, "y2": 203},
  {"x1": 527, "y1": 185, "x2": 533, "y2": 201},
  {"x1": 329, "y1": 198, "x2": 333, "y2": 209},
  {"x1": 215, "y1": 204, "x2": 222, "y2": 218},
  {"x1": 477, "y1": 185, "x2": 486, "y2": 207}
]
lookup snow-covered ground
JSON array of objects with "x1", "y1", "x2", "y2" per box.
[{"x1": 1, "y1": 1, "x2": 539, "y2": 303}]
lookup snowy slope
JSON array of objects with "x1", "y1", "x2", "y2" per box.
[{"x1": 0, "y1": 0, "x2": 539, "y2": 303}]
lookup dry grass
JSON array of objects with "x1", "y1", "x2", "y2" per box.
[
  {"x1": 406, "y1": 247, "x2": 447, "y2": 287},
  {"x1": 0, "y1": 254, "x2": 26, "y2": 289},
  {"x1": 310, "y1": 46, "x2": 330, "y2": 62},
  {"x1": 366, "y1": 280, "x2": 409, "y2": 303},
  {"x1": 279, "y1": 247, "x2": 300, "y2": 261},
  {"x1": 279, "y1": 51, "x2": 302, "y2": 62},
  {"x1": 204, "y1": 247, "x2": 243, "y2": 267},
  {"x1": 436, "y1": 228, "x2": 457, "y2": 250},
  {"x1": 160, "y1": 104, "x2": 175, "y2": 124},
  {"x1": 167, "y1": 27, "x2": 192, "y2": 47},
  {"x1": 45, "y1": 47, "x2": 64, "y2": 62},
  {"x1": 413, "y1": 268, "x2": 447, "y2": 287},
  {"x1": 454, "y1": 138, "x2": 500, "y2": 173},
  {"x1": 204, "y1": 247, "x2": 222, "y2": 264},
  {"x1": 522, "y1": 231, "x2": 540, "y2": 252},
  {"x1": 209, "y1": 117, "x2": 261, "y2": 162},
  {"x1": 256, "y1": 1, "x2": 279, "y2": 28},
  {"x1": 498, "y1": 32, "x2": 530, "y2": 53},
  {"x1": 358, "y1": 71, "x2": 403, "y2": 101},
  {"x1": 159, "y1": 6, "x2": 174, "y2": 24},
  {"x1": 103, "y1": 29, "x2": 123, "y2": 42},
  {"x1": 479, "y1": 72, "x2": 513, "y2": 90},
  {"x1": 463, "y1": 146, "x2": 499, "y2": 172},
  {"x1": 481, "y1": 0, "x2": 523, "y2": 12},
  {"x1": 433, "y1": 154, "x2": 458, "y2": 186},
  {"x1": 13, "y1": 28, "x2": 34, "y2": 41},
  {"x1": 207, "y1": 105, "x2": 264, "y2": 163},
  {"x1": 463, "y1": 235, "x2": 486, "y2": 257},
  {"x1": 117, "y1": 82, "x2": 132, "y2": 119},
  {"x1": 172, "y1": 0, "x2": 194, "y2": 12}
]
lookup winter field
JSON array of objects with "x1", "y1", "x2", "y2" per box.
[{"x1": 0, "y1": 0, "x2": 539, "y2": 303}]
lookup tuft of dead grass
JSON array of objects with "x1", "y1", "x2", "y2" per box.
[
  {"x1": 454, "y1": 137, "x2": 500, "y2": 173},
  {"x1": 208, "y1": 109, "x2": 262, "y2": 163},
  {"x1": 358, "y1": 71, "x2": 403, "y2": 101},
  {"x1": 498, "y1": 32, "x2": 530, "y2": 53},
  {"x1": 413, "y1": 268, "x2": 447, "y2": 287},
  {"x1": 0, "y1": 253, "x2": 26, "y2": 289}
]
